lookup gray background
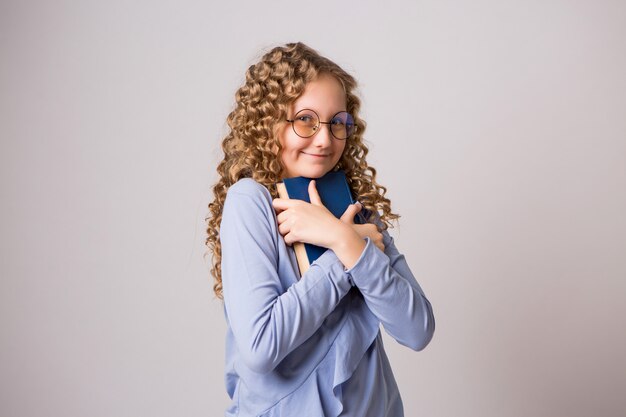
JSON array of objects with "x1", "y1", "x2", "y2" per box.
[{"x1": 1, "y1": 0, "x2": 625, "y2": 416}]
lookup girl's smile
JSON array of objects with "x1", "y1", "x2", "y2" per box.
[{"x1": 302, "y1": 152, "x2": 330, "y2": 157}]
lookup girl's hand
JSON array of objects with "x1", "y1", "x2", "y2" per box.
[
  {"x1": 272, "y1": 180, "x2": 348, "y2": 249},
  {"x1": 340, "y1": 203, "x2": 386, "y2": 252}
]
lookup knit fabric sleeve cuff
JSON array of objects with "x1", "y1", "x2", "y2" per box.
[
  {"x1": 310, "y1": 247, "x2": 358, "y2": 288},
  {"x1": 343, "y1": 236, "x2": 385, "y2": 289},
  {"x1": 311, "y1": 245, "x2": 354, "y2": 290}
]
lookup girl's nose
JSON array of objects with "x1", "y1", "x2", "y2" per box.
[{"x1": 311, "y1": 124, "x2": 332, "y2": 147}]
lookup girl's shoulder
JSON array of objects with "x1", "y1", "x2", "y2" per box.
[
  {"x1": 223, "y1": 178, "x2": 275, "y2": 220},
  {"x1": 227, "y1": 177, "x2": 271, "y2": 199}
]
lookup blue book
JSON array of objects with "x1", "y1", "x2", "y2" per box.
[{"x1": 276, "y1": 170, "x2": 367, "y2": 277}]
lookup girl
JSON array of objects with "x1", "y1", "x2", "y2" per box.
[{"x1": 205, "y1": 42, "x2": 435, "y2": 417}]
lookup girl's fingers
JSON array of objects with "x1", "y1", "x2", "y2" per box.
[
  {"x1": 278, "y1": 220, "x2": 289, "y2": 236},
  {"x1": 308, "y1": 180, "x2": 323, "y2": 206},
  {"x1": 272, "y1": 198, "x2": 294, "y2": 211},
  {"x1": 284, "y1": 233, "x2": 295, "y2": 246},
  {"x1": 280, "y1": 230, "x2": 293, "y2": 246},
  {"x1": 276, "y1": 210, "x2": 289, "y2": 224},
  {"x1": 340, "y1": 202, "x2": 361, "y2": 223}
]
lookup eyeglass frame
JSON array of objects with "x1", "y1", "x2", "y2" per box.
[{"x1": 285, "y1": 108, "x2": 358, "y2": 141}]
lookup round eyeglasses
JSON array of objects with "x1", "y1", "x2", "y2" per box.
[{"x1": 286, "y1": 109, "x2": 357, "y2": 140}]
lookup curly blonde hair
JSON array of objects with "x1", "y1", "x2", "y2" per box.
[{"x1": 205, "y1": 42, "x2": 400, "y2": 299}]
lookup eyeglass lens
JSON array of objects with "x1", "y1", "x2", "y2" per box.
[{"x1": 292, "y1": 109, "x2": 355, "y2": 140}]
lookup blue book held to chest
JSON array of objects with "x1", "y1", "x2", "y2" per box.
[{"x1": 276, "y1": 170, "x2": 367, "y2": 277}]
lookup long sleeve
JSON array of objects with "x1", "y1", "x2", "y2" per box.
[
  {"x1": 345, "y1": 226, "x2": 435, "y2": 351},
  {"x1": 220, "y1": 179, "x2": 354, "y2": 374}
]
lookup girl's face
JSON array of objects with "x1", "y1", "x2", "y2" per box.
[{"x1": 278, "y1": 73, "x2": 348, "y2": 179}]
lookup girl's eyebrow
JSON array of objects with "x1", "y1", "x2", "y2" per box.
[{"x1": 293, "y1": 107, "x2": 348, "y2": 115}]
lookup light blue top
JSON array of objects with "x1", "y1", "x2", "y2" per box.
[{"x1": 220, "y1": 178, "x2": 435, "y2": 417}]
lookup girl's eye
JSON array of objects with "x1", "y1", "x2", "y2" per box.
[
  {"x1": 330, "y1": 118, "x2": 345, "y2": 126},
  {"x1": 297, "y1": 115, "x2": 314, "y2": 122}
]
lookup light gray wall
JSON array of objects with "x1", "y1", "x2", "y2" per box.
[{"x1": 1, "y1": 1, "x2": 625, "y2": 416}]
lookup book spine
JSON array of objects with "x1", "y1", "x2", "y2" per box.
[{"x1": 276, "y1": 182, "x2": 311, "y2": 277}]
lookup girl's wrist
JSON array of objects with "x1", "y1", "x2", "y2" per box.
[{"x1": 330, "y1": 222, "x2": 367, "y2": 270}]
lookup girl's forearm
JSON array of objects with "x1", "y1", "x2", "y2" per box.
[{"x1": 329, "y1": 223, "x2": 367, "y2": 269}]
